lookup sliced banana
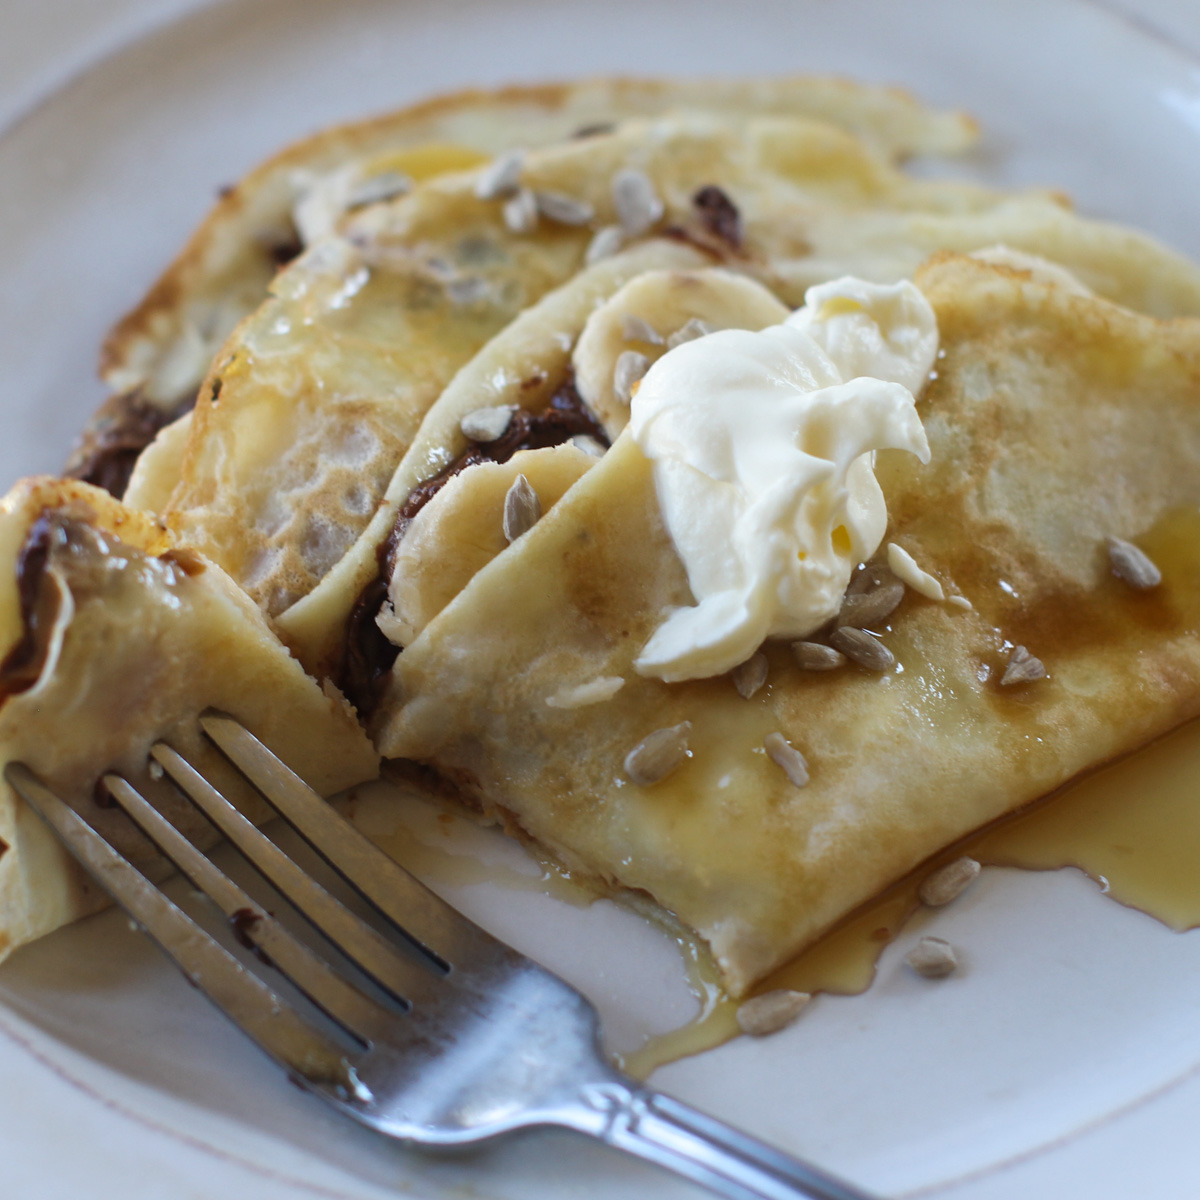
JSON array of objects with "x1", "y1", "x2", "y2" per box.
[
  {"x1": 572, "y1": 268, "x2": 791, "y2": 434},
  {"x1": 381, "y1": 443, "x2": 594, "y2": 647}
]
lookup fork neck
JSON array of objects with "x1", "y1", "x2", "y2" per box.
[{"x1": 552, "y1": 1069, "x2": 877, "y2": 1200}]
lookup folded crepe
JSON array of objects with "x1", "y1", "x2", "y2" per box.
[
  {"x1": 31, "y1": 80, "x2": 1200, "y2": 998},
  {"x1": 112, "y1": 92, "x2": 1200, "y2": 690},
  {"x1": 372, "y1": 253, "x2": 1200, "y2": 995},
  {"x1": 70, "y1": 76, "x2": 978, "y2": 496},
  {"x1": 0, "y1": 478, "x2": 378, "y2": 962}
]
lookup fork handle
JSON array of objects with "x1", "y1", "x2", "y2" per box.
[{"x1": 576, "y1": 1081, "x2": 878, "y2": 1200}]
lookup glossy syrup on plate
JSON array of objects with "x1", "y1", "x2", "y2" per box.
[
  {"x1": 625, "y1": 505, "x2": 1200, "y2": 1076},
  {"x1": 360, "y1": 702, "x2": 1200, "y2": 1081},
  {"x1": 359, "y1": 508, "x2": 1200, "y2": 1079}
]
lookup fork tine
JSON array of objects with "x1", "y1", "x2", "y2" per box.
[
  {"x1": 200, "y1": 713, "x2": 501, "y2": 967},
  {"x1": 149, "y1": 743, "x2": 439, "y2": 1007},
  {"x1": 5, "y1": 763, "x2": 368, "y2": 1099},
  {"x1": 102, "y1": 772, "x2": 392, "y2": 1044}
]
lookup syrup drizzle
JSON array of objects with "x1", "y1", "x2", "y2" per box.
[
  {"x1": 621, "y1": 506, "x2": 1200, "y2": 1076},
  {"x1": 356, "y1": 713, "x2": 1200, "y2": 1081},
  {"x1": 356, "y1": 506, "x2": 1200, "y2": 1080}
]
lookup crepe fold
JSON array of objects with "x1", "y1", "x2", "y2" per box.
[
  {"x1": 106, "y1": 95, "x2": 1200, "y2": 686},
  {"x1": 0, "y1": 479, "x2": 378, "y2": 963},
  {"x1": 89, "y1": 77, "x2": 976, "y2": 421},
  {"x1": 374, "y1": 255, "x2": 1200, "y2": 995},
  {"x1": 25, "y1": 79, "x2": 1200, "y2": 990}
]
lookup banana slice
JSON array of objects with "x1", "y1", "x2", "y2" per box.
[
  {"x1": 380, "y1": 444, "x2": 595, "y2": 648},
  {"x1": 573, "y1": 269, "x2": 791, "y2": 434}
]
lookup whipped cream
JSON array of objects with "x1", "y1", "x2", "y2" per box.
[{"x1": 629, "y1": 277, "x2": 938, "y2": 682}]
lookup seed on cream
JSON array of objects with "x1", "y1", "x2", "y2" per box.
[{"x1": 629, "y1": 277, "x2": 938, "y2": 682}]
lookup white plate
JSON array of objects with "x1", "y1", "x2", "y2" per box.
[{"x1": 3, "y1": 1, "x2": 1200, "y2": 1196}]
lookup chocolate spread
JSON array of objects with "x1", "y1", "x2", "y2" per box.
[
  {"x1": 229, "y1": 906, "x2": 263, "y2": 949},
  {"x1": 692, "y1": 185, "x2": 744, "y2": 249},
  {"x1": 339, "y1": 375, "x2": 608, "y2": 717},
  {"x1": 66, "y1": 388, "x2": 192, "y2": 498},
  {"x1": 0, "y1": 513, "x2": 57, "y2": 703}
]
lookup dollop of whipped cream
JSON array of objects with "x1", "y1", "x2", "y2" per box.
[{"x1": 629, "y1": 277, "x2": 938, "y2": 682}]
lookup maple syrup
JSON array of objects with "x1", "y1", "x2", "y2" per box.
[
  {"x1": 356, "y1": 507, "x2": 1200, "y2": 1080},
  {"x1": 619, "y1": 506, "x2": 1200, "y2": 1076}
]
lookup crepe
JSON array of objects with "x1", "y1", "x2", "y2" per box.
[
  {"x1": 373, "y1": 254, "x2": 1200, "y2": 995},
  {"x1": 120, "y1": 102, "x2": 1200, "y2": 693},
  {"x1": 69, "y1": 76, "x2": 978, "y2": 496},
  {"x1": 29, "y1": 78, "x2": 1200, "y2": 998},
  {"x1": 0, "y1": 478, "x2": 379, "y2": 962}
]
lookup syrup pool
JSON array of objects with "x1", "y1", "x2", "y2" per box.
[
  {"x1": 617, "y1": 507, "x2": 1200, "y2": 1075},
  {"x1": 623, "y1": 714, "x2": 1200, "y2": 1077},
  {"x1": 344, "y1": 711, "x2": 1200, "y2": 1080}
]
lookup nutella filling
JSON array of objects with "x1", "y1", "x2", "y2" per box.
[
  {"x1": 0, "y1": 512, "x2": 61, "y2": 703},
  {"x1": 656, "y1": 184, "x2": 747, "y2": 262},
  {"x1": 340, "y1": 375, "x2": 608, "y2": 717},
  {"x1": 66, "y1": 389, "x2": 192, "y2": 498},
  {"x1": 692, "y1": 184, "x2": 744, "y2": 249}
]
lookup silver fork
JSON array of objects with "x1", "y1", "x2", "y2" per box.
[{"x1": 6, "y1": 713, "x2": 877, "y2": 1200}]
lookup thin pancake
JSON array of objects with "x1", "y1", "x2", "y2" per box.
[
  {"x1": 0, "y1": 478, "x2": 378, "y2": 963},
  {"x1": 96, "y1": 77, "x2": 977, "y2": 407},
  {"x1": 154, "y1": 111, "x2": 1200, "y2": 682},
  {"x1": 374, "y1": 254, "x2": 1200, "y2": 995}
]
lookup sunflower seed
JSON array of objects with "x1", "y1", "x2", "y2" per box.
[
  {"x1": 848, "y1": 561, "x2": 900, "y2": 594},
  {"x1": 791, "y1": 641, "x2": 845, "y2": 671},
  {"x1": 829, "y1": 627, "x2": 894, "y2": 672},
  {"x1": 546, "y1": 676, "x2": 625, "y2": 709},
  {"x1": 918, "y1": 856, "x2": 981, "y2": 907},
  {"x1": 1108, "y1": 536, "x2": 1161, "y2": 590},
  {"x1": 764, "y1": 732, "x2": 809, "y2": 787},
  {"x1": 475, "y1": 148, "x2": 525, "y2": 200},
  {"x1": 612, "y1": 167, "x2": 664, "y2": 237},
  {"x1": 613, "y1": 350, "x2": 651, "y2": 404},
  {"x1": 502, "y1": 188, "x2": 539, "y2": 234},
  {"x1": 621, "y1": 313, "x2": 664, "y2": 345},
  {"x1": 446, "y1": 275, "x2": 490, "y2": 306},
  {"x1": 422, "y1": 255, "x2": 457, "y2": 281},
  {"x1": 736, "y1": 989, "x2": 811, "y2": 1037},
  {"x1": 573, "y1": 122, "x2": 615, "y2": 139},
  {"x1": 666, "y1": 317, "x2": 716, "y2": 349},
  {"x1": 906, "y1": 936, "x2": 958, "y2": 979},
  {"x1": 886, "y1": 542, "x2": 944, "y2": 601},
  {"x1": 1001, "y1": 644, "x2": 1045, "y2": 686},
  {"x1": 502, "y1": 473, "x2": 541, "y2": 542},
  {"x1": 535, "y1": 190, "x2": 595, "y2": 226},
  {"x1": 571, "y1": 434, "x2": 607, "y2": 457},
  {"x1": 460, "y1": 405, "x2": 514, "y2": 443},
  {"x1": 345, "y1": 170, "x2": 412, "y2": 210},
  {"x1": 625, "y1": 721, "x2": 692, "y2": 785},
  {"x1": 838, "y1": 579, "x2": 905, "y2": 628},
  {"x1": 731, "y1": 652, "x2": 768, "y2": 698},
  {"x1": 585, "y1": 224, "x2": 624, "y2": 263}
]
